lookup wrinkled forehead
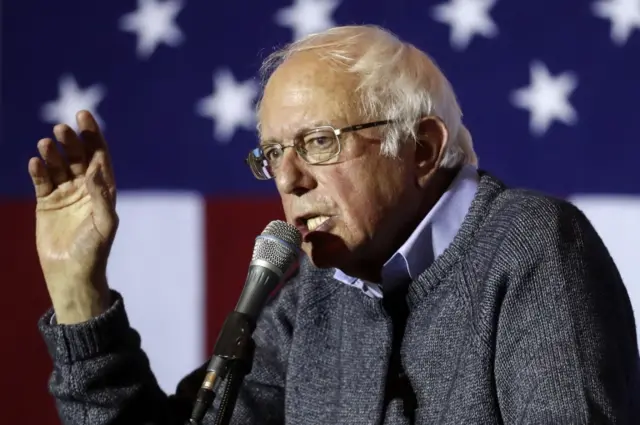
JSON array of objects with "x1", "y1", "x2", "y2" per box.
[{"x1": 258, "y1": 53, "x2": 361, "y2": 142}]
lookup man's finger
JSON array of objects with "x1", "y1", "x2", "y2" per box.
[
  {"x1": 86, "y1": 144, "x2": 117, "y2": 206},
  {"x1": 77, "y1": 110, "x2": 116, "y2": 189},
  {"x1": 28, "y1": 156, "x2": 54, "y2": 198},
  {"x1": 37, "y1": 138, "x2": 69, "y2": 186},
  {"x1": 54, "y1": 123, "x2": 86, "y2": 176}
]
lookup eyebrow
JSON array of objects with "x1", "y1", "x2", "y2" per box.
[
  {"x1": 259, "y1": 139, "x2": 280, "y2": 148},
  {"x1": 259, "y1": 120, "x2": 337, "y2": 147}
]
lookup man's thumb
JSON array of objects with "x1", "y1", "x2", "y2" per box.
[{"x1": 86, "y1": 156, "x2": 117, "y2": 241}]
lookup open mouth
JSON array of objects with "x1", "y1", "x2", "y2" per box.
[
  {"x1": 295, "y1": 214, "x2": 335, "y2": 236},
  {"x1": 306, "y1": 216, "x2": 331, "y2": 232}
]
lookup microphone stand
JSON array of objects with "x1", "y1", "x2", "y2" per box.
[{"x1": 189, "y1": 312, "x2": 256, "y2": 425}]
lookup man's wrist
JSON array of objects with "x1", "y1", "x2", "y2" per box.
[{"x1": 51, "y1": 280, "x2": 111, "y2": 325}]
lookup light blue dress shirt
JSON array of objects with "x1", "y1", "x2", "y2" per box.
[{"x1": 333, "y1": 165, "x2": 480, "y2": 298}]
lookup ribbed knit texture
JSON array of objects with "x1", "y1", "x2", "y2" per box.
[{"x1": 38, "y1": 172, "x2": 640, "y2": 424}]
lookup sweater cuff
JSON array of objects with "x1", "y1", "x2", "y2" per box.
[{"x1": 38, "y1": 289, "x2": 134, "y2": 365}]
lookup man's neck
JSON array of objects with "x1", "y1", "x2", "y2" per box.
[{"x1": 344, "y1": 167, "x2": 461, "y2": 283}]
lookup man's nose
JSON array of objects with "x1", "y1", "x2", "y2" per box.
[{"x1": 275, "y1": 149, "x2": 317, "y2": 196}]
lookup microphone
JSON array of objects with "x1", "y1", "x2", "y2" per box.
[{"x1": 189, "y1": 220, "x2": 302, "y2": 424}]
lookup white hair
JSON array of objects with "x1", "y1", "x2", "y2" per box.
[{"x1": 256, "y1": 25, "x2": 478, "y2": 168}]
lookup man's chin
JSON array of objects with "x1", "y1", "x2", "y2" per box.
[{"x1": 302, "y1": 232, "x2": 351, "y2": 269}]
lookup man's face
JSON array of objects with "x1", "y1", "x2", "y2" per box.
[{"x1": 258, "y1": 53, "x2": 420, "y2": 274}]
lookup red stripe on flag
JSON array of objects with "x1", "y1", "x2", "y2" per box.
[
  {"x1": 204, "y1": 198, "x2": 285, "y2": 357},
  {"x1": 0, "y1": 201, "x2": 58, "y2": 424}
]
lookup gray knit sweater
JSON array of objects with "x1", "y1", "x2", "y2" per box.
[{"x1": 38, "y1": 172, "x2": 640, "y2": 424}]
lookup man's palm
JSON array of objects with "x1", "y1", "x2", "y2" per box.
[
  {"x1": 36, "y1": 177, "x2": 106, "y2": 271},
  {"x1": 29, "y1": 110, "x2": 118, "y2": 306}
]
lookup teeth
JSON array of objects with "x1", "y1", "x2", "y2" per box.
[{"x1": 307, "y1": 216, "x2": 330, "y2": 232}]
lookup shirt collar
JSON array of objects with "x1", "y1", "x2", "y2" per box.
[{"x1": 333, "y1": 164, "x2": 479, "y2": 296}]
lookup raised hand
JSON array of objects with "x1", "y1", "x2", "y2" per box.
[{"x1": 29, "y1": 110, "x2": 118, "y2": 324}]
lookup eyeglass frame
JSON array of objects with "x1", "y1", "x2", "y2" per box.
[{"x1": 245, "y1": 119, "x2": 397, "y2": 180}]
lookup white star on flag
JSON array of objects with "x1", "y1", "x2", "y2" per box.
[
  {"x1": 510, "y1": 61, "x2": 579, "y2": 137},
  {"x1": 431, "y1": 0, "x2": 498, "y2": 50},
  {"x1": 195, "y1": 70, "x2": 259, "y2": 144},
  {"x1": 592, "y1": 0, "x2": 640, "y2": 46},
  {"x1": 275, "y1": 0, "x2": 340, "y2": 41},
  {"x1": 119, "y1": 0, "x2": 185, "y2": 60},
  {"x1": 40, "y1": 75, "x2": 106, "y2": 131}
]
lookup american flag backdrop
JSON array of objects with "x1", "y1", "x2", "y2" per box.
[{"x1": 1, "y1": 0, "x2": 639, "y2": 423}]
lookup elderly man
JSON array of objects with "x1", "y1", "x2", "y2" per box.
[{"x1": 33, "y1": 25, "x2": 639, "y2": 424}]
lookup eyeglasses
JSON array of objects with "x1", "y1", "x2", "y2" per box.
[{"x1": 246, "y1": 120, "x2": 395, "y2": 180}]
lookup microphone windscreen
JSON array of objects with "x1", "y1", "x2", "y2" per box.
[{"x1": 252, "y1": 220, "x2": 301, "y2": 274}]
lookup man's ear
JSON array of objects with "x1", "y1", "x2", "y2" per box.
[{"x1": 414, "y1": 116, "x2": 448, "y2": 187}]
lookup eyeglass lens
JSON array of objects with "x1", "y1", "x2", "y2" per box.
[{"x1": 248, "y1": 127, "x2": 340, "y2": 179}]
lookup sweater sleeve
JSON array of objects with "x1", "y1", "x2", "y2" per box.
[
  {"x1": 493, "y1": 199, "x2": 640, "y2": 424},
  {"x1": 38, "y1": 278, "x2": 298, "y2": 425}
]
